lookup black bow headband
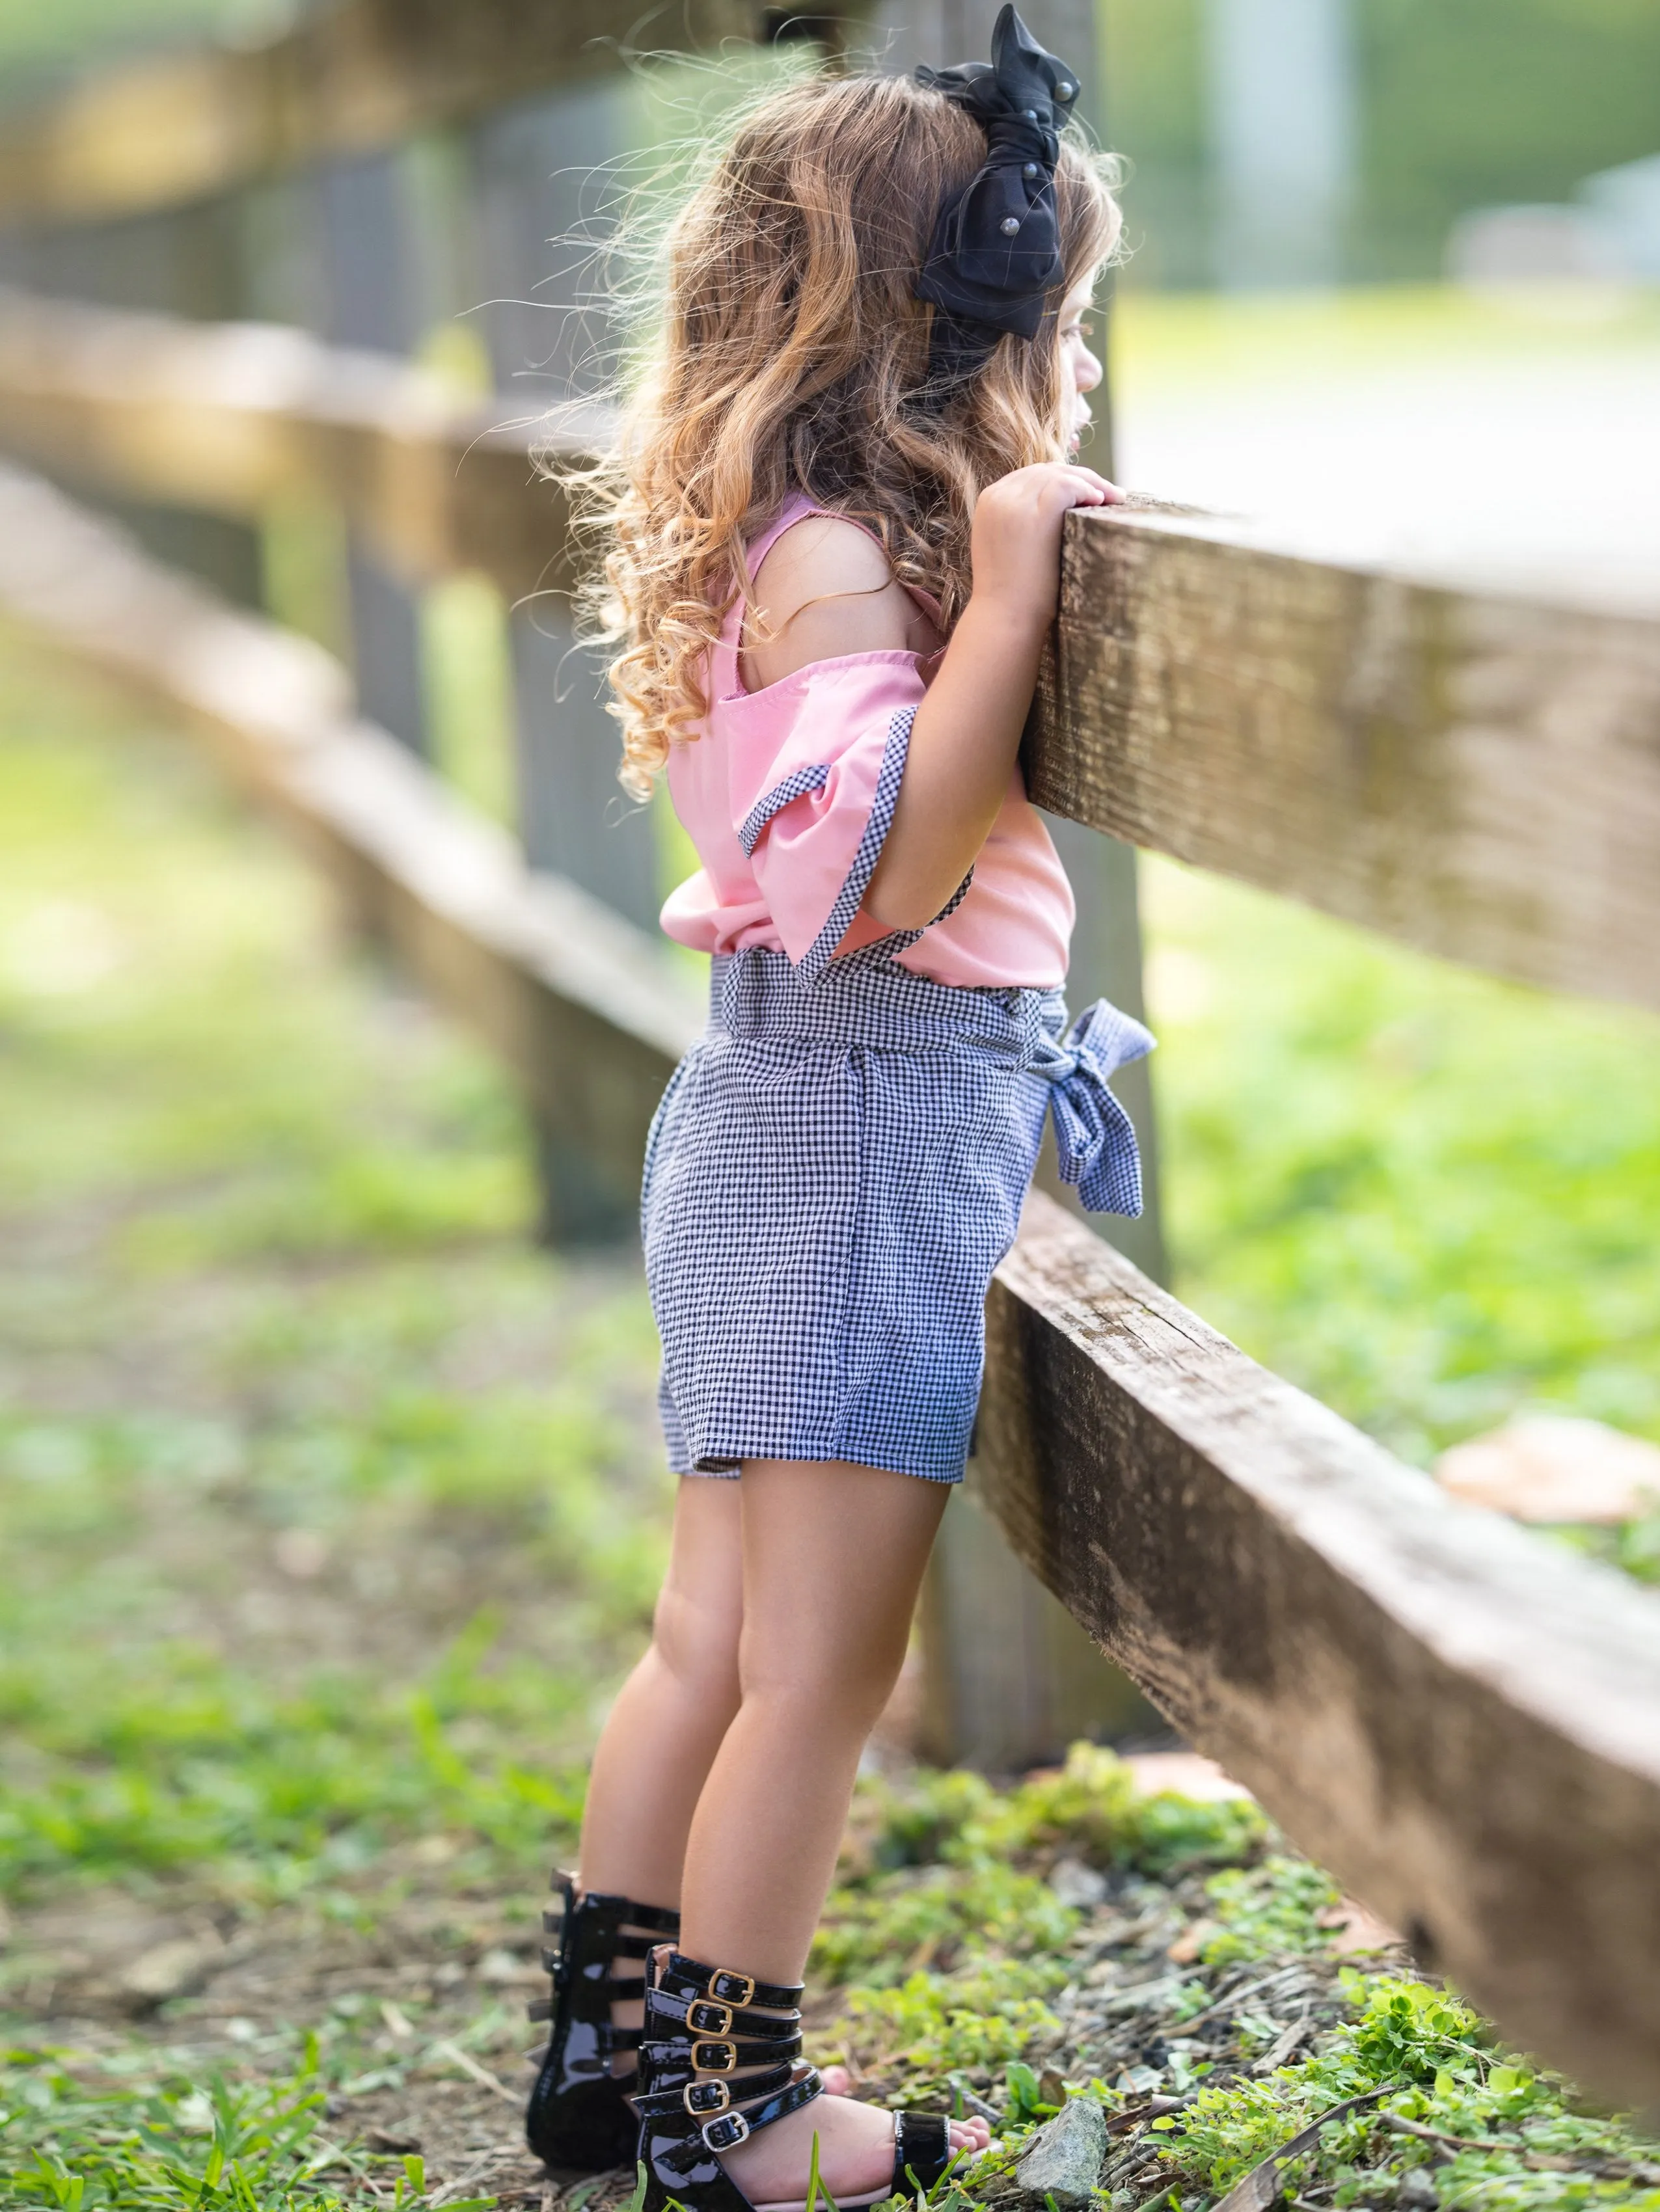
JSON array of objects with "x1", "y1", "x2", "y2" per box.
[{"x1": 914, "y1": 5, "x2": 1082, "y2": 386}]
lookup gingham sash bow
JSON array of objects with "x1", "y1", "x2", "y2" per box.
[{"x1": 1032, "y1": 995, "x2": 1155, "y2": 1217}]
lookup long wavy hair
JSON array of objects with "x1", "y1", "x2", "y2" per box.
[{"x1": 575, "y1": 68, "x2": 1123, "y2": 798}]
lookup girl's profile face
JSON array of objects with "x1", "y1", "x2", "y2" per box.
[{"x1": 1057, "y1": 283, "x2": 1104, "y2": 457}]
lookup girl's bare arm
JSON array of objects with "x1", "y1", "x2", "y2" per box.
[
  {"x1": 742, "y1": 471, "x2": 1119, "y2": 932},
  {"x1": 865, "y1": 463, "x2": 1117, "y2": 927}
]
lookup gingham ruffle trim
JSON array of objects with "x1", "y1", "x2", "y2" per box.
[
  {"x1": 796, "y1": 707, "x2": 973, "y2": 984},
  {"x1": 737, "y1": 765, "x2": 830, "y2": 857}
]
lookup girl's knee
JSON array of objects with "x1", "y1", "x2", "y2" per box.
[
  {"x1": 652, "y1": 1576, "x2": 742, "y2": 1706},
  {"x1": 737, "y1": 1626, "x2": 908, "y2": 1734}
]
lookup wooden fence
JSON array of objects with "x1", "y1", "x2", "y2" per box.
[{"x1": 0, "y1": 0, "x2": 1657, "y2": 2114}]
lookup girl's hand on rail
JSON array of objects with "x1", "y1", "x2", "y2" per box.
[
  {"x1": 864, "y1": 465, "x2": 1119, "y2": 932},
  {"x1": 970, "y1": 463, "x2": 1121, "y2": 636}
]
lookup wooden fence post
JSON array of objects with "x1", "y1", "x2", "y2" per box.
[
  {"x1": 877, "y1": 0, "x2": 1167, "y2": 1768},
  {"x1": 468, "y1": 81, "x2": 660, "y2": 931},
  {"x1": 918, "y1": 1485, "x2": 1161, "y2": 1770},
  {"x1": 0, "y1": 196, "x2": 263, "y2": 607},
  {"x1": 315, "y1": 150, "x2": 432, "y2": 757},
  {"x1": 469, "y1": 83, "x2": 662, "y2": 1239}
]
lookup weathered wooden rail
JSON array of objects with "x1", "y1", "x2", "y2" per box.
[
  {"x1": 0, "y1": 286, "x2": 587, "y2": 602},
  {"x1": 1034, "y1": 512, "x2": 1660, "y2": 1013},
  {"x1": 0, "y1": 0, "x2": 765, "y2": 224},
  {"x1": 1, "y1": 0, "x2": 1658, "y2": 2114},
  {"x1": 3, "y1": 282, "x2": 1656, "y2": 1011},
  {"x1": 0, "y1": 460, "x2": 693, "y2": 1216}
]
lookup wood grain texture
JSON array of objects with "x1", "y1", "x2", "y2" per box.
[
  {"x1": 1029, "y1": 506, "x2": 1660, "y2": 1013},
  {"x1": 0, "y1": 459, "x2": 698, "y2": 1219},
  {"x1": 0, "y1": 0, "x2": 767, "y2": 224},
  {"x1": 0, "y1": 289, "x2": 594, "y2": 605},
  {"x1": 975, "y1": 1192, "x2": 1660, "y2": 2107}
]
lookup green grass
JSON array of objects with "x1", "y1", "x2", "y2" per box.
[
  {"x1": 0, "y1": 630, "x2": 668, "y2": 1911},
  {"x1": 0, "y1": 2044, "x2": 493, "y2": 2212},
  {"x1": 1160, "y1": 1976, "x2": 1660, "y2": 2210},
  {"x1": 1141, "y1": 856, "x2": 1660, "y2": 1504},
  {"x1": 807, "y1": 1756, "x2": 1660, "y2": 2209},
  {"x1": 1111, "y1": 284, "x2": 1660, "y2": 394}
]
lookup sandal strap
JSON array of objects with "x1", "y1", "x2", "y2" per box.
[
  {"x1": 631, "y1": 2058, "x2": 799, "y2": 2122},
  {"x1": 573, "y1": 1887, "x2": 681, "y2": 1937},
  {"x1": 526, "y1": 2000, "x2": 644, "y2": 2054},
  {"x1": 547, "y1": 1964, "x2": 650, "y2": 1999},
  {"x1": 528, "y1": 1874, "x2": 679, "y2": 2031},
  {"x1": 661, "y1": 1952, "x2": 804, "y2": 2011},
  {"x1": 647, "y1": 1984, "x2": 802, "y2": 2042},
  {"x1": 893, "y1": 2111, "x2": 954, "y2": 2194},
  {"x1": 638, "y1": 2028, "x2": 804, "y2": 2079},
  {"x1": 703, "y1": 2066, "x2": 823, "y2": 2155},
  {"x1": 543, "y1": 1871, "x2": 681, "y2": 1945},
  {"x1": 634, "y1": 2064, "x2": 824, "y2": 2156},
  {"x1": 537, "y1": 1958, "x2": 648, "y2": 2001},
  {"x1": 543, "y1": 1915, "x2": 662, "y2": 1960}
]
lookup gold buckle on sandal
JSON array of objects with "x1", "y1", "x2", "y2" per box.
[
  {"x1": 709, "y1": 1969, "x2": 757, "y2": 2006},
  {"x1": 687, "y1": 1999, "x2": 733, "y2": 2035},
  {"x1": 690, "y1": 2039, "x2": 737, "y2": 2073},
  {"x1": 685, "y1": 2079, "x2": 731, "y2": 2116},
  {"x1": 702, "y1": 2111, "x2": 751, "y2": 2152}
]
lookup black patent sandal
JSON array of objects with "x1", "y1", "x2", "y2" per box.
[
  {"x1": 524, "y1": 1869, "x2": 681, "y2": 2173},
  {"x1": 633, "y1": 1950, "x2": 955, "y2": 2212}
]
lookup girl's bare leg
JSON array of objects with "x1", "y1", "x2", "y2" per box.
[
  {"x1": 578, "y1": 1475, "x2": 744, "y2": 2059},
  {"x1": 681, "y1": 1459, "x2": 989, "y2": 2204}
]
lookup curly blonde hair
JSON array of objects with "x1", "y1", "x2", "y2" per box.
[{"x1": 575, "y1": 68, "x2": 1122, "y2": 799}]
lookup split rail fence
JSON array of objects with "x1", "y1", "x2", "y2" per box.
[{"x1": 0, "y1": 0, "x2": 1657, "y2": 2117}]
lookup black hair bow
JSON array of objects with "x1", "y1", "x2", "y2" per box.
[{"x1": 914, "y1": 4, "x2": 1082, "y2": 384}]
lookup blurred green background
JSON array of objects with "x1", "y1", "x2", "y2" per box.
[
  {"x1": 1102, "y1": 0, "x2": 1660, "y2": 285},
  {"x1": 5, "y1": 0, "x2": 1660, "y2": 287}
]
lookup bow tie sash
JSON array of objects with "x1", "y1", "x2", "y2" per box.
[{"x1": 1031, "y1": 996, "x2": 1155, "y2": 1217}]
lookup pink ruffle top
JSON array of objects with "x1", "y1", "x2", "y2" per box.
[{"x1": 659, "y1": 496, "x2": 1074, "y2": 991}]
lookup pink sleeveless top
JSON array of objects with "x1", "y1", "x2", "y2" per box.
[{"x1": 658, "y1": 496, "x2": 1074, "y2": 991}]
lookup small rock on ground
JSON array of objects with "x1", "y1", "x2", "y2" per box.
[{"x1": 1014, "y1": 2096, "x2": 1108, "y2": 2204}]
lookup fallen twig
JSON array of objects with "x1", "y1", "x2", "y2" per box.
[
  {"x1": 1210, "y1": 2088, "x2": 1391, "y2": 2212},
  {"x1": 1380, "y1": 2111, "x2": 1638, "y2": 2178},
  {"x1": 953, "y1": 2085, "x2": 1001, "y2": 2124},
  {"x1": 1108, "y1": 2097, "x2": 1190, "y2": 2137},
  {"x1": 431, "y1": 2038, "x2": 523, "y2": 2105},
  {"x1": 1381, "y1": 2113, "x2": 1530, "y2": 2156},
  {"x1": 429, "y1": 2150, "x2": 511, "y2": 2207},
  {"x1": 1178, "y1": 1967, "x2": 1309, "y2": 2035},
  {"x1": 1252, "y1": 2017, "x2": 1316, "y2": 2075}
]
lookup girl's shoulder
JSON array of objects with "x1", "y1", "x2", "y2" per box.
[{"x1": 741, "y1": 506, "x2": 942, "y2": 692}]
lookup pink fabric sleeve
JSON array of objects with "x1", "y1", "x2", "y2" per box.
[{"x1": 724, "y1": 653, "x2": 929, "y2": 981}]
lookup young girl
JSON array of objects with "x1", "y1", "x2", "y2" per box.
[{"x1": 527, "y1": 14, "x2": 1152, "y2": 2211}]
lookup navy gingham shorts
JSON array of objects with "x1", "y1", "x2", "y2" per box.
[{"x1": 642, "y1": 943, "x2": 1151, "y2": 1485}]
